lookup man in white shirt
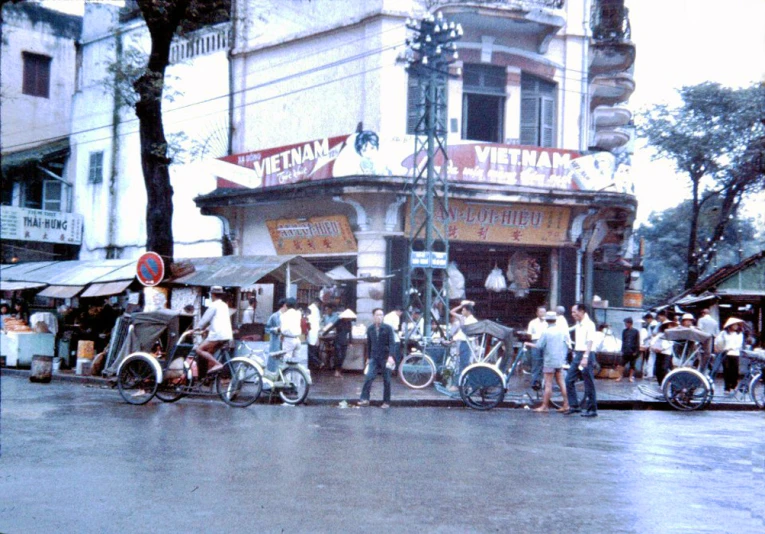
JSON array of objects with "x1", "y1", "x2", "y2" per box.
[
  {"x1": 280, "y1": 298, "x2": 304, "y2": 362},
  {"x1": 555, "y1": 305, "x2": 573, "y2": 350},
  {"x1": 564, "y1": 303, "x2": 598, "y2": 417},
  {"x1": 383, "y1": 306, "x2": 404, "y2": 364},
  {"x1": 697, "y1": 309, "x2": 719, "y2": 337},
  {"x1": 527, "y1": 306, "x2": 547, "y2": 390},
  {"x1": 307, "y1": 298, "x2": 322, "y2": 369},
  {"x1": 196, "y1": 286, "x2": 233, "y2": 375}
]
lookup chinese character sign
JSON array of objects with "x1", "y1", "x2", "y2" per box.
[
  {"x1": 406, "y1": 200, "x2": 571, "y2": 246},
  {"x1": 267, "y1": 215, "x2": 357, "y2": 255}
]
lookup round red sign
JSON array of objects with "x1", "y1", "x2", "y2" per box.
[{"x1": 136, "y1": 252, "x2": 165, "y2": 287}]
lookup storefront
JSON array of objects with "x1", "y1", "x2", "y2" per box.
[{"x1": 197, "y1": 133, "x2": 638, "y2": 328}]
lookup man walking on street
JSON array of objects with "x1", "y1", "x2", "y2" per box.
[
  {"x1": 359, "y1": 308, "x2": 396, "y2": 408},
  {"x1": 618, "y1": 317, "x2": 640, "y2": 382},
  {"x1": 565, "y1": 303, "x2": 597, "y2": 417},
  {"x1": 527, "y1": 306, "x2": 547, "y2": 390}
]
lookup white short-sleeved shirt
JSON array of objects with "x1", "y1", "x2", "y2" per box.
[
  {"x1": 528, "y1": 317, "x2": 547, "y2": 341},
  {"x1": 198, "y1": 299, "x2": 233, "y2": 341},
  {"x1": 574, "y1": 314, "x2": 596, "y2": 353},
  {"x1": 280, "y1": 308, "x2": 303, "y2": 338}
]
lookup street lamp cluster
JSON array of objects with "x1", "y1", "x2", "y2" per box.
[
  {"x1": 402, "y1": 12, "x2": 462, "y2": 340},
  {"x1": 404, "y1": 12, "x2": 462, "y2": 72}
]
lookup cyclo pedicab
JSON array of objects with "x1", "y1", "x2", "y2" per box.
[
  {"x1": 455, "y1": 320, "x2": 567, "y2": 410},
  {"x1": 637, "y1": 325, "x2": 765, "y2": 411},
  {"x1": 115, "y1": 309, "x2": 311, "y2": 407}
]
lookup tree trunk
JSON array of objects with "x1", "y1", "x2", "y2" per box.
[
  {"x1": 134, "y1": 71, "x2": 174, "y2": 260},
  {"x1": 684, "y1": 177, "x2": 702, "y2": 289},
  {"x1": 133, "y1": 0, "x2": 191, "y2": 262}
]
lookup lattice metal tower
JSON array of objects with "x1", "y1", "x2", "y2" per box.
[{"x1": 404, "y1": 12, "x2": 462, "y2": 340}]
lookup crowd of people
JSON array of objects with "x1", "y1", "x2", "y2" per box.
[{"x1": 5, "y1": 286, "x2": 758, "y2": 408}]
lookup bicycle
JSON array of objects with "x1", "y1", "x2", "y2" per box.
[
  {"x1": 227, "y1": 341, "x2": 312, "y2": 406},
  {"x1": 398, "y1": 324, "x2": 501, "y2": 390},
  {"x1": 117, "y1": 326, "x2": 263, "y2": 407}
]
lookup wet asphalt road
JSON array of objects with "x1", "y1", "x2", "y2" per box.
[{"x1": 1, "y1": 375, "x2": 763, "y2": 534}]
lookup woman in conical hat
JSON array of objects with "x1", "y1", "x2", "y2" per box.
[{"x1": 716, "y1": 317, "x2": 744, "y2": 393}]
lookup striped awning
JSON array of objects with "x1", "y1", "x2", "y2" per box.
[{"x1": 37, "y1": 285, "x2": 84, "y2": 299}]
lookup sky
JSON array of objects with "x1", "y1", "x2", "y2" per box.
[
  {"x1": 38, "y1": 0, "x2": 765, "y2": 226},
  {"x1": 626, "y1": 0, "x2": 765, "y2": 225}
]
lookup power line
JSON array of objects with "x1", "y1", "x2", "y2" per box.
[{"x1": 2, "y1": 15, "x2": 634, "y2": 151}]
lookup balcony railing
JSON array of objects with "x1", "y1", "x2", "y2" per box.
[
  {"x1": 591, "y1": 2, "x2": 631, "y2": 42},
  {"x1": 427, "y1": 1, "x2": 564, "y2": 9}
]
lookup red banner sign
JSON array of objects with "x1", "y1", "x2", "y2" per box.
[{"x1": 214, "y1": 133, "x2": 584, "y2": 191}]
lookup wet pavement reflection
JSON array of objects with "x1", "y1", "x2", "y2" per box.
[{"x1": 1, "y1": 375, "x2": 763, "y2": 533}]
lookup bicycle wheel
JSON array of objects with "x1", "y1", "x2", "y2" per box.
[
  {"x1": 399, "y1": 353, "x2": 436, "y2": 389},
  {"x1": 279, "y1": 367, "x2": 310, "y2": 405},
  {"x1": 216, "y1": 359, "x2": 263, "y2": 407},
  {"x1": 459, "y1": 364, "x2": 505, "y2": 410},
  {"x1": 155, "y1": 384, "x2": 186, "y2": 403},
  {"x1": 117, "y1": 357, "x2": 158, "y2": 405},
  {"x1": 662, "y1": 368, "x2": 711, "y2": 411},
  {"x1": 750, "y1": 372, "x2": 764, "y2": 409}
]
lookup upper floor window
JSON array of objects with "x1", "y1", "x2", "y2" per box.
[
  {"x1": 22, "y1": 52, "x2": 52, "y2": 98},
  {"x1": 520, "y1": 73, "x2": 556, "y2": 147},
  {"x1": 462, "y1": 63, "x2": 506, "y2": 143},
  {"x1": 88, "y1": 152, "x2": 104, "y2": 184},
  {"x1": 21, "y1": 179, "x2": 62, "y2": 211}
]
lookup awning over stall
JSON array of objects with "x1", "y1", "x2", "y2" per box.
[
  {"x1": 80, "y1": 280, "x2": 133, "y2": 298},
  {"x1": 0, "y1": 280, "x2": 47, "y2": 291},
  {"x1": 170, "y1": 255, "x2": 333, "y2": 288},
  {"x1": 37, "y1": 285, "x2": 85, "y2": 298},
  {"x1": 1, "y1": 259, "x2": 137, "y2": 298}
]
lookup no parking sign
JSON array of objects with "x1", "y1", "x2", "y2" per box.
[{"x1": 136, "y1": 252, "x2": 165, "y2": 287}]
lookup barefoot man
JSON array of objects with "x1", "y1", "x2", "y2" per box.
[{"x1": 531, "y1": 311, "x2": 570, "y2": 412}]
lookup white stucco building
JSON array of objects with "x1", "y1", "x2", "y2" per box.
[
  {"x1": 1, "y1": 3, "x2": 82, "y2": 263},
  {"x1": 197, "y1": 0, "x2": 638, "y2": 325},
  {"x1": 69, "y1": 1, "x2": 229, "y2": 261}
]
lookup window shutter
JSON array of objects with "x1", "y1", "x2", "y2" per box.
[
  {"x1": 541, "y1": 95, "x2": 555, "y2": 147},
  {"x1": 89, "y1": 152, "x2": 104, "y2": 184},
  {"x1": 22, "y1": 53, "x2": 51, "y2": 98},
  {"x1": 406, "y1": 75, "x2": 424, "y2": 134},
  {"x1": 520, "y1": 96, "x2": 539, "y2": 146}
]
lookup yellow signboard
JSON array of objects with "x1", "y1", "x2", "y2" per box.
[
  {"x1": 406, "y1": 200, "x2": 571, "y2": 246},
  {"x1": 267, "y1": 215, "x2": 357, "y2": 255}
]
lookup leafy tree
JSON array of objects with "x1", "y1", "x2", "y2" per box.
[
  {"x1": 130, "y1": 0, "x2": 229, "y2": 262},
  {"x1": 636, "y1": 199, "x2": 764, "y2": 307},
  {"x1": 637, "y1": 82, "x2": 765, "y2": 289}
]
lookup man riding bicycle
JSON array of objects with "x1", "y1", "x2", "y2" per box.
[{"x1": 196, "y1": 286, "x2": 233, "y2": 375}]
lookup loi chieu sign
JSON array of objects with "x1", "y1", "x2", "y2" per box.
[{"x1": 0, "y1": 205, "x2": 83, "y2": 245}]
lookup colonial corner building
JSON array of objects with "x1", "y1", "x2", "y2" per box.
[{"x1": 1, "y1": 0, "x2": 639, "y2": 327}]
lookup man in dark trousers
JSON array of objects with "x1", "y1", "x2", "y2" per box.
[
  {"x1": 618, "y1": 317, "x2": 640, "y2": 382},
  {"x1": 358, "y1": 308, "x2": 396, "y2": 408}
]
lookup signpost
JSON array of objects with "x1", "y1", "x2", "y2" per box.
[{"x1": 136, "y1": 252, "x2": 165, "y2": 287}]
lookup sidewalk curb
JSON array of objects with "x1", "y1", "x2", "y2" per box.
[{"x1": 2, "y1": 368, "x2": 760, "y2": 411}]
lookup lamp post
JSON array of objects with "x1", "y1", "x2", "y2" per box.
[{"x1": 404, "y1": 12, "x2": 462, "y2": 341}]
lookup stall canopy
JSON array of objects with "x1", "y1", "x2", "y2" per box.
[
  {"x1": 1, "y1": 259, "x2": 137, "y2": 297},
  {"x1": 37, "y1": 285, "x2": 85, "y2": 298},
  {"x1": 0, "y1": 280, "x2": 46, "y2": 291},
  {"x1": 170, "y1": 255, "x2": 333, "y2": 288}
]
